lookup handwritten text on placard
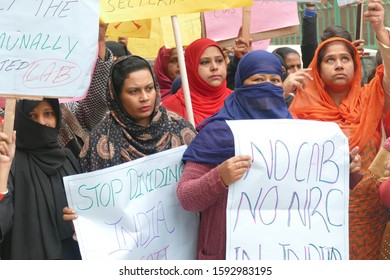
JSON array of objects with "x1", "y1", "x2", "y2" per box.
[
  {"x1": 100, "y1": 0, "x2": 252, "y2": 22},
  {"x1": 64, "y1": 146, "x2": 198, "y2": 260},
  {"x1": 226, "y1": 120, "x2": 349, "y2": 260},
  {"x1": 0, "y1": 0, "x2": 98, "y2": 98}
]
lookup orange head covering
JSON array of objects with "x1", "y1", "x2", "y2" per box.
[
  {"x1": 289, "y1": 37, "x2": 384, "y2": 155},
  {"x1": 174, "y1": 38, "x2": 232, "y2": 126}
]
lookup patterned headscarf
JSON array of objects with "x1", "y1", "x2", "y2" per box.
[{"x1": 80, "y1": 55, "x2": 196, "y2": 172}]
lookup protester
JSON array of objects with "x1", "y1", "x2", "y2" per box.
[
  {"x1": 78, "y1": 55, "x2": 196, "y2": 172},
  {"x1": 287, "y1": 3, "x2": 365, "y2": 109},
  {"x1": 272, "y1": 47, "x2": 302, "y2": 74},
  {"x1": 63, "y1": 55, "x2": 197, "y2": 228},
  {"x1": 290, "y1": 16, "x2": 390, "y2": 170},
  {"x1": 175, "y1": 50, "x2": 295, "y2": 260},
  {"x1": 163, "y1": 38, "x2": 232, "y2": 126},
  {"x1": 289, "y1": 0, "x2": 390, "y2": 259},
  {"x1": 154, "y1": 46, "x2": 181, "y2": 101},
  {"x1": 279, "y1": 10, "x2": 366, "y2": 108},
  {"x1": 176, "y1": 48, "x2": 363, "y2": 260},
  {"x1": 0, "y1": 98, "x2": 81, "y2": 259}
]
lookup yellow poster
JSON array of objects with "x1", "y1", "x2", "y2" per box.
[
  {"x1": 101, "y1": 0, "x2": 252, "y2": 23},
  {"x1": 106, "y1": 20, "x2": 152, "y2": 39},
  {"x1": 106, "y1": 14, "x2": 201, "y2": 59},
  {"x1": 122, "y1": 18, "x2": 165, "y2": 59},
  {"x1": 160, "y1": 13, "x2": 201, "y2": 48}
]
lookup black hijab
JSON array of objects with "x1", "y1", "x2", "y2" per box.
[{"x1": 1, "y1": 98, "x2": 81, "y2": 259}]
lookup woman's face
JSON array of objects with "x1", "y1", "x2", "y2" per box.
[
  {"x1": 197, "y1": 46, "x2": 227, "y2": 87},
  {"x1": 243, "y1": 74, "x2": 283, "y2": 87},
  {"x1": 167, "y1": 48, "x2": 180, "y2": 81},
  {"x1": 319, "y1": 41, "x2": 355, "y2": 95},
  {"x1": 284, "y1": 52, "x2": 301, "y2": 74},
  {"x1": 120, "y1": 69, "x2": 157, "y2": 127},
  {"x1": 28, "y1": 100, "x2": 57, "y2": 128}
]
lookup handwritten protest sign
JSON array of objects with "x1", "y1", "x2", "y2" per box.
[
  {"x1": 64, "y1": 146, "x2": 198, "y2": 260},
  {"x1": 203, "y1": 1, "x2": 299, "y2": 42},
  {"x1": 100, "y1": 0, "x2": 253, "y2": 23},
  {"x1": 0, "y1": 0, "x2": 99, "y2": 99},
  {"x1": 107, "y1": 14, "x2": 202, "y2": 58},
  {"x1": 226, "y1": 120, "x2": 349, "y2": 260}
]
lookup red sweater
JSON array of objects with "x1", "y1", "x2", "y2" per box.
[{"x1": 176, "y1": 161, "x2": 228, "y2": 260}]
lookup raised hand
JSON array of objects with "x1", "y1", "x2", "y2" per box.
[
  {"x1": 0, "y1": 131, "x2": 16, "y2": 166},
  {"x1": 364, "y1": 0, "x2": 389, "y2": 46},
  {"x1": 233, "y1": 27, "x2": 253, "y2": 59},
  {"x1": 283, "y1": 68, "x2": 313, "y2": 96}
]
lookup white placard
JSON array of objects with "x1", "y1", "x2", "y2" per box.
[
  {"x1": 64, "y1": 146, "x2": 198, "y2": 260},
  {"x1": 226, "y1": 119, "x2": 350, "y2": 260},
  {"x1": 0, "y1": 0, "x2": 99, "y2": 98}
]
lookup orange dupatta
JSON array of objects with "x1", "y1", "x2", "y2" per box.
[{"x1": 289, "y1": 37, "x2": 384, "y2": 161}]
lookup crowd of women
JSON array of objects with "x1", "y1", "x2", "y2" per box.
[{"x1": 0, "y1": 0, "x2": 389, "y2": 260}]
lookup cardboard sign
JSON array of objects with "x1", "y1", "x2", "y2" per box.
[
  {"x1": 64, "y1": 146, "x2": 199, "y2": 260},
  {"x1": 100, "y1": 0, "x2": 253, "y2": 22},
  {"x1": 107, "y1": 14, "x2": 202, "y2": 58},
  {"x1": 226, "y1": 119, "x2": 349, "y2": 260},
  {"x1": 203, "y1": 1, "x2": 299, "y2": 42},
  {"x1": 0, "y1": 0, "x2": 99, "y2": 98}
]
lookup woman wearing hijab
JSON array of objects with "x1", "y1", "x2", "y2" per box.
[
  {"x1": 175, "y1": 50, "x2": 292, "y2": 260},
  {"x1": 153, "y1": 46, "x2": 180, "y2": 101},
  {"x1": 78, "y1": 55, "x2": 196, "y2": 173},
  {"x1": 0, "y1": 98, "x2": 81, "y2": 259},
  {"x1": 163, "y1": 38, "x2": 232, "y2": 127},
  {"x1": 289, "y1": 0, "x2": 390, "y2": 259},
  {"x1": 289, "y1": 1, "x2": 390, "y2": 172},
  {"x1": 289, "y1": 35, "x2": 388, "y2": 171}
]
